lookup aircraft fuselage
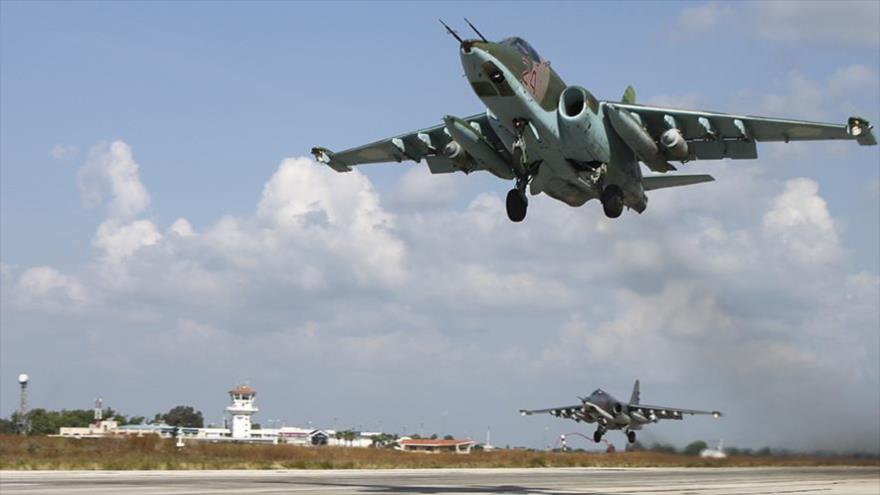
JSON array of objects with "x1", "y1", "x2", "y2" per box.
[{"x1": 459, "y1": 38, "x2": 646, "y2": 211}]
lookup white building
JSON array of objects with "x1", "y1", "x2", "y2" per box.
[{"x1": 226, "y1": 384, "x2": 258, "y2": 439}]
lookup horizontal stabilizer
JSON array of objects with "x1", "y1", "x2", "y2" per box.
[{"x1": 643, "y1": 174, "x2": 714, "y2": 191}]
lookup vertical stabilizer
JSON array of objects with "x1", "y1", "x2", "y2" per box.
[
  {"x1": 622, "y1": 85, "x2": 636, "y2": 104},
  {"x1": 630, "y1": 379, "x2": 640, "y2": 404}
]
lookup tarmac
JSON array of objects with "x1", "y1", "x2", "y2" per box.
[{"x1": 1, "y1": 466, "x2": 879, "y2": 494}]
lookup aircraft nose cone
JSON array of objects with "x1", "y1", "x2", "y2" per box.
[{"x1": 459, "y1": 44, "x2": 487, "y2": 81}]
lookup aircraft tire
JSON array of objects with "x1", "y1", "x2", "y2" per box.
[
  {"x1": 506, "y1": 188, "x2": 528, "y2": 222},
  {"x1": 593, "y1": 429, "x2": 603, "y2": 443},
  {"x1": 627, "y1": 430, "x2": 636, "y2": 444},
  {"x1": 601, "y1": 185, "x2": 624, "y2": 219}
]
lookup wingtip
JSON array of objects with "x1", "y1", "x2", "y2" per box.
[
  {"x1": 311, "y1": 147, "x2": 352, "y2": 173},
  {"x1": 848, "y1": 117, "x2": 877, "y2": 146}
]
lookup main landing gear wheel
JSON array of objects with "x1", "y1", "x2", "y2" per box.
[
  {"x1": 593, "y1": 428, "x2": 604, "y2": 443},
  {"x1": 506, "y1": 188, "x2": 528, "y2": 222},
  {"x1": 626, "y1": 430, "x2": 636, "y2": 444},
  {"x1": 601, "y1": 185, "x2": 624, "y2": 219}
]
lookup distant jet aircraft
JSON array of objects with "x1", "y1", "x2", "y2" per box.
[
  {"x1": 312, "y1": 20, "x2": 876, "y2": 222},
  {"x1": 519, "y1": 380, "x2": 722, "y2": 443}
]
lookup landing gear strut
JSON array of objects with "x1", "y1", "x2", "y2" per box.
[
  {"x1": 506, "y1": 119, "x2": 533, "y2": 222},
  {"x1": 626, "y1": 430, "x2": 637, "y2": 444},
  {"x1": 593, "y1": 427, "x2": 606, "y2": 443},
  {"x1": 601, "y1": 185, "x2": 624, "y2": 219}
]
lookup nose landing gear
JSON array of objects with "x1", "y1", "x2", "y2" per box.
[
  {"x1": 593, "y1": 427, "x2": 606, "y2": 443},
  {"x1": 626, "y1": 430, "x2": 637, "y2": 444}
]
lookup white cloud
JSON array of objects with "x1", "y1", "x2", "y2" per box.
[
  {"x1": 394, "y1": 166, "x2": 459, "y2": 208},
  {"x1": 93, "y1": 219, "x2": 163, "y2": 268},
  {"x1": 256, "y1": 157, "x2": 407, "y2": 288},
  {"x1": 5, "y1": 137, "x2": 878, "y2": 452},
  {"x1": 13, "y1": 266, "x2": 89, "y2": 311},
  {"x1": 168, "y1": 218, "x2": 195, "y2": 237},
  {"x1": 671, "y1": 2, "x2": 734, "y2": 39},
  {"x1": 671, "y1": 2, "x2": 880, "y2": 46},
  {"x1": 752, "y1": 1, "x2": 880, "y2": 46},
  {"x1": 762, "y1": 178, "x2": 840, "y2": 265},
  {"x1": 49, "y1": 144, "x2": 78, "y2": 160},
  {"x1": 77, "y1": 141, "x2": 151, "y2": 221}
]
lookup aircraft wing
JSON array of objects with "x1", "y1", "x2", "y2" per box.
[
  {"x1": 609, "y1": 102, "x2": 876, "y2": 161},
  {"x1": 629, "y1": 403, "x2": 723, "y2": 421},
  {"x1": 311, "y1": 111, "x2": 509, "y2": 174},
  {"x1": 519, "y1": 402, "x2": 614, "y2": 422}
]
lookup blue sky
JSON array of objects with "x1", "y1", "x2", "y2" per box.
[{"x1": 2, "y1": 1, "x2": 878, "y2": 451}]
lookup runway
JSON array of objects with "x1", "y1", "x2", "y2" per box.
[{"x1": 1, "y1": 466, "x2": 878, "y2": 494}]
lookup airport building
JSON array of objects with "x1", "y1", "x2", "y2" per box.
[{"x1": 55, "y1": 383, "x2": 388, "y2": 448}]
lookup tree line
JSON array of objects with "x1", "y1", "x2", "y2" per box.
[{"x1": 0, "y1": 405, "x2": 205, "y2": 436}]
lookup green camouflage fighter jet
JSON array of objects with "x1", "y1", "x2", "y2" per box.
[
  {"x1": 519, "y1": 380, "x2": 722, "y2": 444},
  {"x1": 312, "y1": 20, "x2": 876, "y2": 222}
]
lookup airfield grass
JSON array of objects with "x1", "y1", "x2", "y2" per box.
[{"x1": 0, "y1": 435, "x2": 877, "y2": 470}]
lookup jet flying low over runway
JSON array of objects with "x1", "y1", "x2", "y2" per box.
[
  {"x1": 312, "y1": 20, "x2": 876, "y2": 222},
  {"x1": 520, "y1": 380, "x2": 722, "y2": 443}
]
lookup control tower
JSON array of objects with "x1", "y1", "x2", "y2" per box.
[{"x1": 226, "y1": 384, "x2": 258, "y2": 439}]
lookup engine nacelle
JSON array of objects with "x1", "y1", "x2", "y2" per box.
[
  {"x1": 659, "y1": 128, "x2": 689, "y2": 160},
  {"x1": 557, "y1": 86, "x2": 605, "y2": 163},
  {"x1": 612, "y1": 402, "x2": 624, "y2": 415}
]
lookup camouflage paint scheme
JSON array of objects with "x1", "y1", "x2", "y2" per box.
[
  {"x1": 520, "y1": 380, "x2": 723, "y2": 443},
  {"x1": 312, "y1": 32, "x2": 875, "y2": 220}
]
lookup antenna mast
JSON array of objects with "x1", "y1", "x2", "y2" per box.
[
  {"x1": 438, "y1": 19, "x2": 463, "y2": 43},
  {"x1": 463, "y1": 18, "x2": 488, "y2": 42}
]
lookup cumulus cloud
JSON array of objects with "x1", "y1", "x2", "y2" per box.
[
  {"x1": 168, "y1": 218, "x2": 195, "y2": 237},
  {"x1": 13, "y1": 266, "x2": 89, "y2": 311},
  {"x1": 3, "y1": 137, "x2": 878, "y2": 452},
  {"x1": 77, "y1": 141, "x2": 151, "y2": 221},
  {"x1": 394, "y1": 166, "x2": 459, "y2": 209},
  {"x1": 762, "y1": 178, "x2": 840, "y2": 265},
  {"x1": 257, "y1": 157, "x2": 407, "y2": 288}
]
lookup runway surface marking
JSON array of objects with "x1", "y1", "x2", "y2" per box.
[{"x1": 1, "y1": 466, "x2": 878, "y2": 495}]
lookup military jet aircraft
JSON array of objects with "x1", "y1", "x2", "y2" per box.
[
  {"x1": 312, "y1": 20, "x2": 876, "y2": 222},
  {"x1": 519, "y1": 380, "x2": 722, "y2": 443}
]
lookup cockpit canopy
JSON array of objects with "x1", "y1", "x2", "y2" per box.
[
  {"x1": 499, "y1": 37, "x2": 541, "y2": 62},
  {"x1": 591, "y1": 389, "x2": 606, "y2": 396}
]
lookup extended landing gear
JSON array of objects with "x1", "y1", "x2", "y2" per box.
[
  {"x1": 593, "y1": 427, "x2": 606, "y2": 443},
  {"x1": 506, "y1": 186, "x2": 528, "y2": 222},
  {"x1": 505, "y1": 119, "x2": 537, "y2": 223},
  {"x1": 601, "y1": 185, "x2": 624, "y2": 219},
  {"x1": 626, "y1": 430, "x2": 637, "y2": 444}
]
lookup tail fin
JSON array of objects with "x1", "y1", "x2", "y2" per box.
[
  {"x1": 622, "y1": 85, "x2": 636, "y2": 104},
  {"x1": 630, "y1": 379, "x2": 640, "y2": 404}
]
